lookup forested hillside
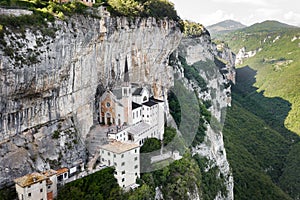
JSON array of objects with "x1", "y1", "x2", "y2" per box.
[
  {"x1": 219, "y1": 21, "x2": 300, "y2": 135},
  {"x1": 223, "y1": 68, "x2": 300, "y2": 199},
  {"x1": 215, "y1": 20, "x2": 300, "y2": 199}
]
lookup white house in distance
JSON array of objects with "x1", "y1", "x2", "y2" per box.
[
  {"x1": 99, "y1": 141, "x2": 140, "y2": 189},
  {"x1": 14, "y1": 171, "x2": 57, "y2": 200}
]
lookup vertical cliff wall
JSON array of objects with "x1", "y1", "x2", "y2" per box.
[
  {"x1": 171, "y1": 31, "x2": 235, "y2": 200},
  {"x1": 0, "y1": 16, "x2": 181, "y2": 139},
  {"x1": 0, "y1": 12, "x2": 235, "y2": 199},
  {"x1": 0, "y1": 15, "x2": 181, "y2": 187}
]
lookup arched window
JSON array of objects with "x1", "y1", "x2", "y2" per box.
[{"x1": 143, "y1": 96, "x2": 147, "y2": 102}]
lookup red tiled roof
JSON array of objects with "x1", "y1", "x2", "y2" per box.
[
  {"x1": 14, "y1": 172, "x2": 47, "y2": 188},
  {"x1": 56, "y1": 168, "x2": 68, "y2": 175}
]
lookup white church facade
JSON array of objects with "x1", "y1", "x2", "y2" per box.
[
  {"x1": 100, "y1": 85, "x2": 165, "y2": 146},
  {"x1": 98, "y1": 57, "x2": 166, "y2": 189}
]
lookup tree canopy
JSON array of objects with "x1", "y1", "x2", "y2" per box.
[{"x1": 107, "y1": 0, "x2": 179, "y2": 20}]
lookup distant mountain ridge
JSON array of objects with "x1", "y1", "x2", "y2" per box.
[
  {"x1": 207, "y1": 19, "x2": 246, "y2": 37},
  {"x1": 242, "y1": 20, "x2": 299, "y2": 33}
]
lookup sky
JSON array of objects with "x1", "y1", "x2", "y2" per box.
[{"x1": 169, "y1": 0, "x2": 300, "y2": 27}]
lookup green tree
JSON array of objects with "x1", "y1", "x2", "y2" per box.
[
  {"x1": 163, "y1": 127, "x2": 177, "y2": 146},
  {"x1": 140, "y1": 138, "x2": 161, "y2": 153},
  {"x1": 108, "y1": 0, "x2": 143, "y2": 16}
]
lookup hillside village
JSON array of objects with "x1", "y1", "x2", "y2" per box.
[{"x1": 12, "y1": 58, "x2": 182, "y2": 199}]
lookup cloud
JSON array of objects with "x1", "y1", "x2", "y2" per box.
[
  {"x1": 284, "y1": 11, "x2": 300, "y2": 26},
  {"x1": 255, "y1": 8, "x2": 281, "y2": 17},
  {"x1": 199, "y1": 10, "x2": 235, "y2": 26},
  {"x1": 211, "y1": 0, "x2": 268, "y2": 6}
]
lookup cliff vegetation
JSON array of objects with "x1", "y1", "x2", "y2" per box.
[
  {"x1": 180, "y1": 20, "x2": 206, "y2": 37},
  {"x1": 106, "y1": 0, "x2": 179, "y2": 20}
]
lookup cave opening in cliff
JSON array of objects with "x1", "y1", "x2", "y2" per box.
[{"x1": 94, "y1": 84, "x2": 106, "y2": 125}]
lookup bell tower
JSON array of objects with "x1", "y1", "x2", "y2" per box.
[{"x1": 122, "y1": 56, "x2": 132, "y2": 125}]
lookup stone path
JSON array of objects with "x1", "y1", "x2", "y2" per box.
[
  {"x1": 85, "y1": 125, "x2": 111, "y2": 170},
  {"x1": 86, "y1": 125, "x2": 109, "y2": 156}
]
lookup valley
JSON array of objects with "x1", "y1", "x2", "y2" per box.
[
  {"x1": 213, "y1": 20, "x2": 300, "y2": 199},
  {"x1": 218, "y1": 21, "x2": 300, "y2": 135}
]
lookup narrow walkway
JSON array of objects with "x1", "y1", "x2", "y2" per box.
[
  {"x1": 86, "y1": 125, "x2": 109, "y2": 156},
  {"x1": 85, "y1": 124, "x2": 111, "y2": 172}
]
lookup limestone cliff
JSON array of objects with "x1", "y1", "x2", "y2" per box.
[
  {"x1": 0, "y1": 12, "x2": 235, "y2": 199},
  {"x1": 171, "y1": 30, "x2": 235, "y2": 199},
  {"x1": 0, "y1": 14, "x2": 181, "y2": 188}
]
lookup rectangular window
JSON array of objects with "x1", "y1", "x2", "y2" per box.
[
  {"x1": 40, "y1": 181, "x2": 42, "y2": 184},
  {"x1": 122, "y1": 171, "x2": 125, "y2": 175},
  {"x1": 121, "y1": 154, "x2": 124, "y2": 158},
  {"x1": 108, "y1": 152, "x2": 110, "y2": 156},
  {"x1": 121, "y1": 162, "x2": 125, "y2": 166},
  {"x1": 135, "y1": 149, "x2": 137, "y2": 153},
  {"x1": 133, "y1": 113, "x2": 135, "y2": 119},
  {"x1": 114, "y1": 154, "x2": 116, "y2": 158},
  {"x1": 114, "y1": 162, "x2": 117, "y2": 166},
  {"x1": 28, "y1": 193, "x2": 31, "y2": 197},
  {"x1": 134, "y1": 165, "x2": 138, "y2": 169},
  {"x1": 134, "y1": 157, "x2": 138, "y2": 161},
  {"x1": 40, "y1": 188, "x2": 43, "y2": 192},
  {"x1": 122, "y1": 178, "x2": 125, "y2": 182}
]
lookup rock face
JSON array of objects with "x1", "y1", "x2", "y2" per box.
[
  {"x1": 0, "y1": 15, "x2": 181, "y2": 188},
  {"x1": 172, "y1": 32, "x2": 235, "y2": 199},
  {"x1": 235, "y1": 47, "x2": 261, "y2": 65},
  {"x1": 0, "y1": 13, "x2": 235, "y2": 199}
]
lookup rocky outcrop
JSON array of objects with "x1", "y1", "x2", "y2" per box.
[
  {"x1": 0, "y1": 118, "x2": 86, "y2": 188},
  {"x1": 172, "y1": 32, "x2": 235, "y2": 199},
  {"x1": 0, "y1": 11, "x2": 235, "y2": 199},
  {"x1": 0, "y1": 8, "x2": 33, "y2": 16},
  {"x1": 235, "y1": 47, "x2": 261, "y2": 65},
  {"x1": 0, "y1": 15, "x2": 181, "y2": 188}
]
